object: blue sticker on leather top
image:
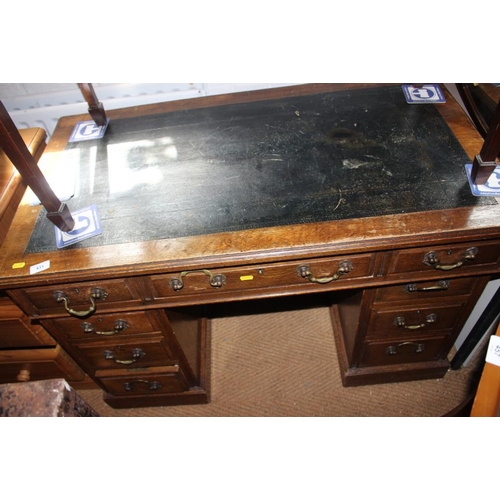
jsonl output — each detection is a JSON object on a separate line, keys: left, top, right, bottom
{"left": 55, "top": 205, "right": 102, "bottom": 248}
{"left": 402, "top": 84, "right": 446, "bottom": 104}
{"left": 68, "top": 119, "right": 109, "bottom": 142}
{"left": 465, "top": 163, "right": 500, "bottom": 196}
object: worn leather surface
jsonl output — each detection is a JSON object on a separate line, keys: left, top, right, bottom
{"left": 25, "top": 86, "right": 495, "bottom": 253}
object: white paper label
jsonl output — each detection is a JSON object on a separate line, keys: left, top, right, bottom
{"left": 30, "top": 260, "right": 50, "bottom": 275}
{"left": 485, "top": 335, "right": 500, "bottom": 367}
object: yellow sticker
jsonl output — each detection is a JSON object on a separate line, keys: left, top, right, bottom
{"left": 240, "top": 275, "right": 254, "bottom": 281}
{"left": 12, "top": 262, "right": 26, "bottom": 269}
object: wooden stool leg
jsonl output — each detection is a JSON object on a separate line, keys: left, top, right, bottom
{"left": 0, "top": 101, "right": 75, "bottom": 232}
{"left": 470, "top": 99, "right": 500, "bottom": 185}
{"left": 77, "top": 83, "right": 108, "bottom": 126}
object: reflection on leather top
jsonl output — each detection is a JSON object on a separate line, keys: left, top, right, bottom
{"left": 25, "top": 86, "right": 495, "bottom": 253}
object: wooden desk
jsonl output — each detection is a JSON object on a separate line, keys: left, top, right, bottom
{"left": 1, "top": 84, "right": 500, "bottom": 409}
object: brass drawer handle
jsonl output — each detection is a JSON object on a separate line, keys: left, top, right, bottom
{"left": 81, "top": 319, "right": 129, "bottom": 336}
{"left": 386, "top": 342, "right": 425, "bottom": 355}
{"left": 404, "top": 280, "right": 450, "bottom": 292}
{"left": 297, "top": 260, "right": 353, "bottom": 284}
{"left": 395, "top": 313, "right": 437, "bottom": 330}
{"left": 423, "top": 247, "right": 478, "bottom": 271}
{"left": 123, "top": 380, "right": 162, "bottom": 391}
{"left": 53, "top": 287, "right": 108, "bottom": 318}
{"left": 103, "top": 348, "right": 145, "bottom": 365}
{"left": 169, "top": 269, "right": 226, "bottom": 292}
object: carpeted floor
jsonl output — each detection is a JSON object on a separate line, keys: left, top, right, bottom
{"left": 77, "top": 298, "right": 483, "bottom": 417}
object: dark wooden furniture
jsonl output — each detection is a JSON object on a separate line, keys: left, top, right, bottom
{"left": 1, "top": 125, "right": 87, "bottom": 386}
{"left": 0, "top": 101, "right": 75, "bottom": 232}
{"left": 77, "top": 83, "right": 108, "bottom": 127}
{"left": 457, "top": 84, "right": 500, "bottom": 184}
{"left": 1, "top": 84, "right": 499, "bottom": 409}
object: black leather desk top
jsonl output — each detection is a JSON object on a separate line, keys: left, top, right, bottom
{"left": 26, "top": 85, "right": 495, "bottom": 253}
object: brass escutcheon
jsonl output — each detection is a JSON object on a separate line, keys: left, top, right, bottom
{"left": 297, "top": 260, "right": 353, "bottom": 284}
{"left": 395, "top": 313, "right": 437, "bottom": 330}
{"left": 53, "top": 287, "right": 108, "bottom": 318}
{"left": 386, "top": 342, "right": 425, "bottom": 355}
{"left": 169, "top": 269, "right": 226, "bottom": 291}
{"left": 103, "top": 347, "right": 145, "bottom": 365}
{"left": 423, "top": 247, "right": 478, "bottom": 271}
{"left": 81, "top": 319, "right": 128, "bottom": 336}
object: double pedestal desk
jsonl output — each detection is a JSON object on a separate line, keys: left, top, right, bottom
{"left": 1, "top": 84, "right": 499, "bottom": 409}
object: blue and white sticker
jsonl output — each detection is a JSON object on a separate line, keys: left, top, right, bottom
{"left": 465, "top": 163, "right": 500, "bottom": 196}
{"left": 402, "top": 84, "right": 446, "bottom": 104}
{"left": 55, "top": 205, "right": 102, "bottom": 248}
{"left": 68, "top": 119, "right": 109, "bottom": 142}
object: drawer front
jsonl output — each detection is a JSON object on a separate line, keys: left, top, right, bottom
{"left": 44, "top": 311, "right": 160, "bottom": 342}
{"left": 150, "top": 253, "right": 377, "bottom": 302}
{"left": 12, "top": 278, "right": 143, "bottom": 318}
{"left": 100, "top": 368, "right": 190, "bottom": 396}
{"left": 0, "top": 318, "right": 56, "bottom": 349}
{"left": 0, "top": 346, "right": 85, "bottom": 384}
{"left": 373, "top": 276, "right": 480, "bottom": 304}
{"left": 74, "top": 337, "right": 174, "bottom": 371}
{"left": 387, "top": 240, "right": 500, "bottom": 277}
{"left": 366, "top": 302, "right": 466, "bottom": 340}
{"left": 360, "top": 336, "right": 447, "bottom": 366}
{"left": 0, "top": 297, "right": 56, "bottom": 348}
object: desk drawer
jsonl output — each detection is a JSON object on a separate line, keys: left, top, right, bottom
{"left": 73, "top": 337, "right": 175, "bottom": 371}
{"left": 360, "top": 336, "right": 447, "bottom": 366}
{"left": 12, "top": 278, "right": 143, "bottom": 318}
{"left": 98, "top": 366, "right": 190, "bottom": 396}
{"left": 373, "top": 276, "right": 480, "bottom": 304}
{"left": 0, "top": 297, "right": 56, "bottom": 348}
{"left": 387, "top": 240, "right": 500, "bottom": 277}
{"left": 0, "top": 345, "right": 85, "bottom": 384}
{"left": 365, "top": 302, "right": 467, "bottom": 340}
{"left": 44, "top": 311, "right": 159, "bottom": 342}
{"left": 150, "top": 253, "right": 377, "bottom": 302}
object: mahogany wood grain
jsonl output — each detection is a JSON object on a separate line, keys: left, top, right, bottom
{"left": 2, "top": 84, "right": 500, "bottom": 404}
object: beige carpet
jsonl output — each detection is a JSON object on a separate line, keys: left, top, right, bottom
{"left": 77, "top": 301, "right": 482, "bottom": 417}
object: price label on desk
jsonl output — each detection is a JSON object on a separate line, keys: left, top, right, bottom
{"left": 30, "top": 260, "right": 50, "bottom": 275}
{"left": 485, "top": 335, "right": 500, "bottom": 367}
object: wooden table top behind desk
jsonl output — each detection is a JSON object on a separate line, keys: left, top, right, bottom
{"left": 0, "top": 83, "right": 498, "bottom": 291}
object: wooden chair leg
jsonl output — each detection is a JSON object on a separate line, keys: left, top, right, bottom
{"left": 470, "top": 98, "right": 500, "bottom": 185}
{"left": 77, "top": 83, "right": 108, "bottom": 126}
{"left": 0, "top": 101, "right": 75, "bottom": 232}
